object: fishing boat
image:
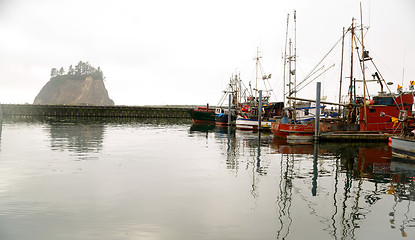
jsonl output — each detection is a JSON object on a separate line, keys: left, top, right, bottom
{"left": 357, "top": 92, "right": 413, "bottom": 133}
{"left": 272, "top": 10, "right": 414, "bottom": 139}
{"left": 215, "top": 73, "right": 248, "bottom": 126}
{"left": 236, "top": 101, "right": 284, "bottom": 130}
{"left": 235, "top": 49, "right": 284, "bottom": 131}
{"left": 189, "top": 105, "right": 215, "bottom": 124}
{"left": 389, "top": 107, "right": 415, "bottom": 159}
{"left": 271, "top": 10, "right": 333, "bottom": 138}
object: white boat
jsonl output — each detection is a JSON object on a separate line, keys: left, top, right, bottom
{"left": 391, "top": 136, "right": 415, "bottom": 159}
{"left": 235, "top": 117, "right": 275, "bottom": 131}
{"left": 235, "top": 49, "right": 284, "bottom": 131}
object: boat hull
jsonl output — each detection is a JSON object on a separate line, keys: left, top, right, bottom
{"left": 215, "top": 113, "right": 236, "bottom": 126}
{"left": 391, "top": 136, "right": 415, "bottom": 159}
{"left": 271, "top": 122, "right": 332, "bottom": 139}
{"left": 189, "top": 108, "right": 215, "bottom": 124}
{"left": 236, "top": 118, "right": 275, "bottom": 131}
{"left": 358, "top": 93, "right": 414, "bottom": 133}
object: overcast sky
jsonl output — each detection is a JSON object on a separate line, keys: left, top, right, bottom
{"left": 0, "top": 0, "right": 414, "bottom": 106}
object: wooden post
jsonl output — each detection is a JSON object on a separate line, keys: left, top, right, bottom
{"left": 314, "top": 82, "right": 321, "bottom": 141}
{"left": 228, "top": 94, "right": 232, "bottom": 126}
{"left": 258, "top": 90, "right": 262, "bottom": 130}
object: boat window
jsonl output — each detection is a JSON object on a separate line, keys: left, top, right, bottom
{"left": 305, "top": 109, "right": 309, "bottom": 115}
{"left": 370, "top": 108, "right": 376, "bottom": 113}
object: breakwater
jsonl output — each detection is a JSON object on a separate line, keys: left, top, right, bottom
{"left": 0, "top": 104, "right": 192, "bottom": 118}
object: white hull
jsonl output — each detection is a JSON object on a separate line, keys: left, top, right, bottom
{"left": 235, "top": 118, "right": 274, "bottom": 131}
{"left": 391, "top": 136, "right": 415, "bottom": 159}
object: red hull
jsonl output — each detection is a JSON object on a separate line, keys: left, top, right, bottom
{"left": 272, "top": 93, "right": 414, "bottom": 138}
{"left": 358, "top": 99, "right": 413, "bottom": 133}
{"left": 192, "top": 119, "right": 215, "bottom": 124}
{"left": 271, "top": 122, "right": 332, "bottom": 139}
{"left": 189, "top": 106, "right": 215, "bottom": 124}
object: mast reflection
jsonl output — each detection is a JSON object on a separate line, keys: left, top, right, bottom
{"left": 190, "top": 123, "right": 415, "bottom": 239}
{"left": 270, "top": 140, "right": 415, "bottom": 239}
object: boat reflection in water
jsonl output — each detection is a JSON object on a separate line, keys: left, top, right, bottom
{"left": 189, "top": 123, "right": 216, "bottom": 135}
{"left": 1, "top": 116, "right": 414, "bottom": 239}
{"left": 271, "top": 139, "right": 415, "bottom": 239}
{"left": 211, "top": 128, "right": 415, "bottom": 239}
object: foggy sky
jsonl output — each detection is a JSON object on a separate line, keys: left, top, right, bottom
{"left": 0, "top": 0, "right": 414, "bottom": 106}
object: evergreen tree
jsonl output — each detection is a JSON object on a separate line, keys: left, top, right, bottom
{"left": 68, "top": 65, "right": 74, "bottom": 75}
{"left": 59, "top": 67, "right": 65, "bottom": 75}
{"left": 74, "top": 61, "right": 82, "bottom": 75}
{"left": 50, "top": 68, "right": 58, "bottom": 78}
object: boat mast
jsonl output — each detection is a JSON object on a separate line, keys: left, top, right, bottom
{"left": 349, "top": 18, "right": 355, "bottom": 104}
{"left": 288, "top": 39, "right": 292, "bottom": 110}
{"left": 254, "top": 47, "right": 261, "bottom": 106}
{"left": 338, "top": 27, "right": 345, "bottom": 117}
{"left": 293, "top": 10, "right": 297, "bottom": 100}
{"left": 292, "top": 10, "right": 297, "bottom": 120}
{"left": 283, "top": 13, "right": 290, "bottom": 106}
{"left": 360, "top": 3, "right": 367, "bottom": 126}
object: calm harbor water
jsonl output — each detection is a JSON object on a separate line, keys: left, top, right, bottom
{"left": 0, "top": 117, "right": 414, "bottom": 240}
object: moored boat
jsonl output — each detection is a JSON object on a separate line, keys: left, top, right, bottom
{"left": 272, "top": 12, "right": 414, "bottom": 139}
{"left": 358, "top": 92, "right": 413, "bottom": 133}
{"left": 234, "top": 49, "right": 284, "bottom": 131}
{"left": 271, "top": 121, "right": 332, "bottom": 139}
{"left": 391, "top": 136, "right": 415, "bottom": 159}
{"left": 236, "top": 101, "right": 284, "bottom": 131}
{"left": 215, "top": 108, "right": 237, "bottom": 126}
{"left": 189, "top": 106, "right": 215, "bottom": 124}
{"left": 214, "top": 73, "right": 248, "bottom": 126}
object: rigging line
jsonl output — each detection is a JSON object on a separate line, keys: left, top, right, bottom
{"left": 302, "top": 27, "right": 351, "bottom": 85}
{"left": 296, "top": 64, "right": 336, "bottom": 93}
{"left": 296, "top": 65, "right": 325, "bottom": 89}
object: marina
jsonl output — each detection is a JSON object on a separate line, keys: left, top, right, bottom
{"left": 0, "top": 2, "right": 414, "bottom": 239}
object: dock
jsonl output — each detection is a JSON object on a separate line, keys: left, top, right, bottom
{"left": 319, "top": 132, "right": 390, "bottom": 142}
{"left": 0, "top": 104, "right": 192, "bottom": 118}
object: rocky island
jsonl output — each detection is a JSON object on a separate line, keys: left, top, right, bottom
{"left": 34, "top": 61, "right": 114, "bottom": 106}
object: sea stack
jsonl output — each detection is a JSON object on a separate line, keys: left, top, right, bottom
{"left": 34, "top": 61, "right": 114, "bottom": 106}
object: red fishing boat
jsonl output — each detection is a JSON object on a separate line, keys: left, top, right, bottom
{"left": 272, "top": 14, "right": 415, "bottom": 139}
{"left": 272, "top": 122, "right": 332, "bottom": 139}
{"left": 189, "top": 106, "right": 215, "bottom": 124}
{"left": 358, "top": 93, "right": 413, "bottom": 132}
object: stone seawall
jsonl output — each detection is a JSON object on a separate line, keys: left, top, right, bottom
{"left": 1, "top": 104, "right": 192, "bottom": 118}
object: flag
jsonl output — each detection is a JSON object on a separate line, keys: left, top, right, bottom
{"left": 397, "top": 84, "right": 402, "bottom": 90}
{"left": 410, "top": 81, "right": 415, "bottom": 85}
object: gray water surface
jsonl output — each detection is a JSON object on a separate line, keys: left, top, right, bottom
{"left": 0, "top": 117, "right": 414, "bottom": 239}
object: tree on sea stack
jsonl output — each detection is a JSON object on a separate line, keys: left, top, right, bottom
{"left": 34, "top": 61, "right": 114, "bottom": 106}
